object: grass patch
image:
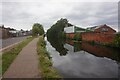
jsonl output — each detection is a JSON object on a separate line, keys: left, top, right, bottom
{"left": 37, "top": 36, "right": 62, "bottom": 78}
{"left": 2, "top": 36, "right": 34, "bottom": 75}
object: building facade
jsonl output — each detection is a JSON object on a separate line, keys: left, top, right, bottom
{"left": 64, "top": 24, "right": 117, "bottom": 44}
{"left": 0, "top": 25, "right": 32, "bottom": 39}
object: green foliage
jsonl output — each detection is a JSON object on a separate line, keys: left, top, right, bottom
{"left": 46, "top": 18, "right": 73, "bottom": 56}
{"left": 47, "top": 18, "right": 71, "bottom": 39}
{"left": 74, "top": 33, "right": 82, "bottom": 41}
{"left": 2, "top": 37, "right": 34, "bottom": 74}
{"left": 37, "top": 36, "right": 62, "bottom": 78}
{"left": 32, "top": 23, "right": 45, "bottom": 36}
{"left": 113, "top": 32, "right": 120, "bottom": 48}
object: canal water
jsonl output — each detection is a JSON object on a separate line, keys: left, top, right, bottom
{"left": 45, "top": 37, "right": 119, "bottom": 78}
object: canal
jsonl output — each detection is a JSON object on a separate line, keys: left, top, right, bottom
{"left": 45, "top": 37, "right": 119, "bottom": 78}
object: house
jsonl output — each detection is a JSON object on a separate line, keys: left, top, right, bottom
{"left": 17, "top": 29, "right": 32, "bottom": 37}
{"left": 86, "top": 24, "right": 116, "bottom": 34}
{"left": 0, "top": 25, "right": 10, "bottom": 39}
{"left": 8, "top": 28, "right": 18, "bottom": 37}
{"left": 0, "top": 25, "right": 32, "bottom": 39}
{"left": 81, "top": 24, "right": 116, "bottom": 44}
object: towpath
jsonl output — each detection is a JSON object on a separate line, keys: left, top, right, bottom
{"left": 3, "top": 38, "right": 40, "bottom": 78}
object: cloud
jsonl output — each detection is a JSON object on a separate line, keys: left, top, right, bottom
{"left": 1, "top": 1, "right": 118, "bottom": 32}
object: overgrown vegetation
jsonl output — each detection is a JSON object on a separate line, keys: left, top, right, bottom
{"left": 37, "top": 36, "right": 62, "bottom": 78}
{"left": 2, "top": 36, "right": 34, "bottom": 74}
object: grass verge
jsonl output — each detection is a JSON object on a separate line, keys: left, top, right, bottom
{"left": 37, "top": 36, "right": 62, "bottom": 78}
{"left": 2, "top": 36, "right": 34, "bottom": 75}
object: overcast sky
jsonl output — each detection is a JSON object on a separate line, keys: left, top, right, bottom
{"left": 0, "top": 0, "right": 119, "bottom": 32}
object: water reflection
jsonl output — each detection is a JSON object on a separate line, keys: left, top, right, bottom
{"left": 46, "top": 36, "right": 119, "bottom": 78}
{"left": 47, "top": 36, "right": 68, "bottom": 56}
{"left": 47, "top": 36, "right": 120, "bottom": 62}
{"left": 65, "top": 40, "right": 120, "bottom": 62}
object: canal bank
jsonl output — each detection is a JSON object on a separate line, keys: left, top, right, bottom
{"left": 37, "top": 36, "right": 61, "bottom": 78}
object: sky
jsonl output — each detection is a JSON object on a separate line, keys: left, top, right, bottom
{"left": 0, "top": 0, "right": 119, "bottom": 32}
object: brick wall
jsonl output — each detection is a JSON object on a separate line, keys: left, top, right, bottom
{"left": 81, "top": 32, "right": 116, "bottom": 44}
{"left": 65, "top": 31, "right": 116, "bottom": 44}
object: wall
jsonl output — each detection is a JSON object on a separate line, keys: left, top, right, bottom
{"left": 81, "top": 32, "right": 116, "bottom": 44}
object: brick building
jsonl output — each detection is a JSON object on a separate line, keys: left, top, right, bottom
{"left": 64, "top": 24, "right": 117, "bottom": 44}
{"left": 87, "top": 24, "right": 116, "bottom": 34}
{"left": 82, "top": 24, "right": 116, "bottom": 44}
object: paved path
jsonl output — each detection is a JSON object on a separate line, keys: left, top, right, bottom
{"left": 3, "top": 38, "right": 40, "bottom": 78}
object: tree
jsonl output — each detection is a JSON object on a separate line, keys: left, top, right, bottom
{"left": 32, "top": 23, "right": 45, "bottom": 36}
{"left": 47, "top": 18, "right": 72, "bottom": 38}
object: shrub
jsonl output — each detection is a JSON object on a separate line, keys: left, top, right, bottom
{"left": 74, "top": 33, "right": 82, "bottom": 41}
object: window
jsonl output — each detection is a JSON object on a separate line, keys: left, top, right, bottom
{"left": 101, "top": 28, "right": 108, "bottom": 32}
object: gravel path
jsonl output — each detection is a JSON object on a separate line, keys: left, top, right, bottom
{"left": 3, "top": 38, "right": 40, "bottom": 78}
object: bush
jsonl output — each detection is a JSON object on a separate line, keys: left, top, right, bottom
{"left": 74, "top": 33, "right": 82, "bottom": 41}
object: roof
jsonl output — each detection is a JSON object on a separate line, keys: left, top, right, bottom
{"left": 86, "top": 24, "right": 113, "bottom": 31}
{"left": 74, "top": 26, "right": 86, "bottom": 33}
{"left": 87, "top": 26, "right": 96, "bottom": 31}
{"left": 75, "top": 26, "right": 86, "bottom": 31}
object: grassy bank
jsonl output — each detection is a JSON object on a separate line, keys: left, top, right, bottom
{"left": 37, "top": 36, "right": 61, "bottom": 78}
{"left": 2, "top": 36, "right": 34, "bottom": 75}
